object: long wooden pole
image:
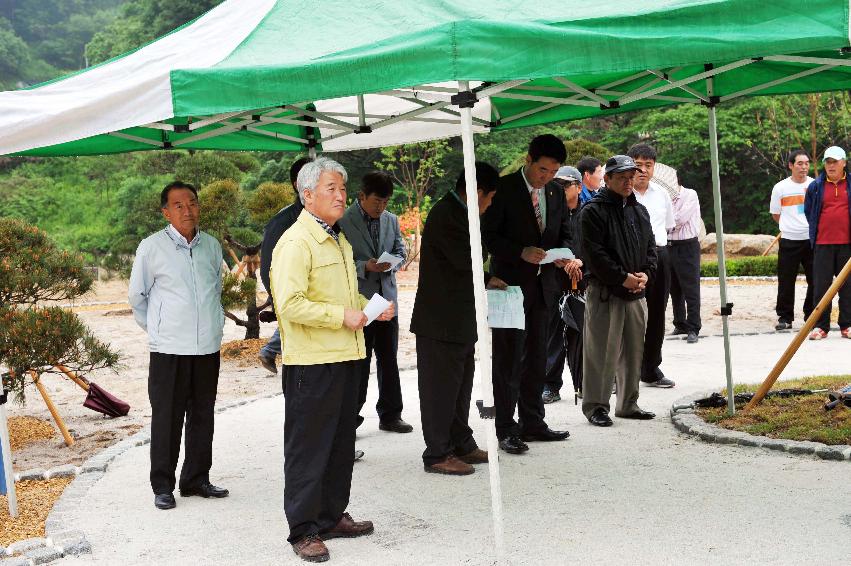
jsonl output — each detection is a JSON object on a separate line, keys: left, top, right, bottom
{"left": 761, "top": 232, "right": 781, "bottom": 256}
{"left": 54, "top": 364, "right": 90, "bottom": 392}
{"left": 30, "top": 371, "right": 75, "bottom": 447}
{"left": 744, "top": 255, "right": 851, "bottom": 410}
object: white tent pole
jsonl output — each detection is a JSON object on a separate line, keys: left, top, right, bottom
{"left": 457, "top": 80, "right": 505, "bottom": 563}
{"left": 707, "top": 76, "right": 736, "bottom": 416}
{"left": 0, "top": 398, "right": 18, "bottom": 518}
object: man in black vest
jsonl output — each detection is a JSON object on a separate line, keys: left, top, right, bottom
{"left": 411, "top": 162, "right": 503, "bottom": 475}
{"left": 481, "top": 135, "right": 577, "bottom": 454}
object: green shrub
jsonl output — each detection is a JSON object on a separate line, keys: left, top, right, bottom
{"left": 700, "top": 255, "right": 779, "bottom": 277}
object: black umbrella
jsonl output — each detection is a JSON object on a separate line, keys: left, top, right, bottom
{"left": 559, "top": 280, "right": 585, "bottom": 404}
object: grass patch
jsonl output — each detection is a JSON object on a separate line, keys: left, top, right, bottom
{"left": 698, "top": 375, "right": 851, "bottom": 445}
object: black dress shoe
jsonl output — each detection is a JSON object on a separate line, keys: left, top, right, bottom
{"left": 618, "top": 409, "right": 656, "bottom": 420}
{"left": 498, "top": 436, "right": 529, "bottom": 454}
{"left": 686, "top": 331, "right": 699, "bottom": 344}
{"left": 154, "top": 493, "right": 176, "bottom": 510}
{"left": 179, "top": 481, "right": 229, "bottom": 498}
{"left": 379, "top": 418, "right": 414, "bottom": 433}
{"left": 521, "top": 428, "right": 570, "bottom": 442}
{"left": 588, "top": 408, "right": 613, "bottom": 427}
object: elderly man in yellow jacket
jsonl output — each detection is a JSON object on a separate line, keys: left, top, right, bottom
{"left": 271, "top": 157, "right": 394, "bottom": 563}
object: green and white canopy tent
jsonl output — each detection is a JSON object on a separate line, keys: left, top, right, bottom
{"left": 5, "top": 0, "right": 851, "bottom": 559}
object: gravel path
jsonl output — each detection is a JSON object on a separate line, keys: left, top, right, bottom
{"left": 56, "top": 329, "right": 851, "bottom": 565}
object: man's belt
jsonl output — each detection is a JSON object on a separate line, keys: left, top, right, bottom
{"left": 667, "top": 237, "right": 699, "bottom": 246}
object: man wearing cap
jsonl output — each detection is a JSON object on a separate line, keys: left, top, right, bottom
{"left": 628, "top": 144, "right": 676, "bottom": 388}
{"left": 769, "top": 150, "right": 814, "bottom": 332}
{"left": 577, "top": 156, "right": 604, "bottom": 206}
{"left": 481, "top": 134, "right": 577, "bottom": 455}
{"left": 804, "top": 146, "right": 851, "bottom": 340}
{"left": 580, "top": 155, "right": 657, "bottom": 427}
{"left": 543, "top": 166, "right": 585, "bottom": 404}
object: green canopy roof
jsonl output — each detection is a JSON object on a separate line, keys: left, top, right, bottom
{"left": 2, "top": 0, "right": 851, "bottom": 156}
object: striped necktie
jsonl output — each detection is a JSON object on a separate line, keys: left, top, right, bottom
{"left": 531, "top": 188, "right": 543, "bottom": 233}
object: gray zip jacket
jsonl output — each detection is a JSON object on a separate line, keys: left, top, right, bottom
{"left": 129, "top": 225, "right": 224, "bottom": 355}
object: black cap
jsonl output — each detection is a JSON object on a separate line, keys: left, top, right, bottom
{"left": 605, "top": 155, "right": 640, "bottom": 174}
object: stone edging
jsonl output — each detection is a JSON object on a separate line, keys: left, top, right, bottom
{"left": 2, "top": 391, "right": 283, "bottom": 565}
{"left": 670, "top": 392, "right": 851, "bottom": 461}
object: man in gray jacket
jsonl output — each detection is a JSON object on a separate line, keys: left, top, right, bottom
{"left": 129, "top": 181, "right": 228, "bottom": 510}
{"left": 338, "top": 171, "right": 412, "bottom": 433}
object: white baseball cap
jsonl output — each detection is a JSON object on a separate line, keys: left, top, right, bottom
{"left": 823, "top": 146, "right": 847, "bottom": 162}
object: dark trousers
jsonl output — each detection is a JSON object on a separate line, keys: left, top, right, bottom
{"left": 544, "top": 298, "right": 584, "bottom": 395}
{"left": 813, "top": 243, "right": 851, "bottom": 332}
{"left": 669, "top": 238, "right": 702, "bottom": 333}
{"left": 776, "top": 238, "right": 814, "bottom": 324}
{"left": 491, "top": 279, "right": 550, "bottom": 439}
{"left": 641, "top": 246, "right": 671, "bottom": 382}
{"left": 357, "top": 317, "right": 403, "bottom": 425}
{"left": 284, "top": 360, "right": 359, "bottom": 544}
{"left": 148, "top": 351, "right": 219, "bottom": 495}
{"left": 416, "top": 335, "right": 478, "bottom": 466}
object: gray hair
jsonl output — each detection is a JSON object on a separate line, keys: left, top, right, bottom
{"left": 296, "top": 157, "right": 348, "bottom": 204}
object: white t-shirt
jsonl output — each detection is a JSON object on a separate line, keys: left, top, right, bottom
{"left": 769, "top": 176, "right": 813, "bottom": 241}
{"left": 634, "top": 181, "right": 675, "bottom": 246}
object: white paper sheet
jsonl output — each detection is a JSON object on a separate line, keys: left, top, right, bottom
{"left": 377, "top": 251, "right": 404, "bottom": 272}
{"left": 540, "top": 247, "right": 575, "bottom": 265}
{"left": 363, "top": 293, "right": 391, "bottom": 325}
{"left": 487, "top": 286, "right": 525, "bottom": 329}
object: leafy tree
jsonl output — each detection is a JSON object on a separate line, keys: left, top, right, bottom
{"left": 245, "top": 181, "right": 295, "bottom": 227}
{"left": 198, "top": 179, "right": 262, "bottom": 339}
{"left": 0, "top": 218, "right": 119, "bottom": 399}
{"left": 174, "top": 152, "right": 242, "bottom": 189}
{"left": 377, "top": 140, "right": 450, "bottom": 259}
{"left": 0, "top": 16, "right": 32, "bottom": 86}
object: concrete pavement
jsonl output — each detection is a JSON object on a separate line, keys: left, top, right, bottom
{"left": 60, "top": 331, "right": 851, "bottom": 565}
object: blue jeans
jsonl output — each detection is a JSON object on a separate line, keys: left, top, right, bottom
{"left": 260, "top": 328, "right": 281, "bottom": 358}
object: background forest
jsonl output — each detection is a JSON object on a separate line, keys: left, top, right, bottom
{"left": 2, "top": 0, "right": 851, "bottom": 268}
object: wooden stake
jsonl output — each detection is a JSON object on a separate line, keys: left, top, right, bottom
{"left": 30, "top": 371, "right": 75, "bottom": 447}
{"left": 225, "top": 246, "right": 241, "bottom": 267}
{"left": 761, "top": 232, "right": 781, "bottom": 256}
{"left": 54, "top": 364, "right": 90, "bottom": 392}
{"left": 234, "top": 255, "right": 249, "bottom": 278}
{"left": 744, "top": 256, "right": 851, "bottom": 410}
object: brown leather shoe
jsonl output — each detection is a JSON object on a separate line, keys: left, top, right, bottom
{"left": 292, "top": 535, "right": 329, "bottom": 563}
{"left": 457, "top": 448, "right": 488, "bottom": 464}
{"left": 424, "top": 455, "right": 475, "bottom": 475}
{"left": 323, "top": 512, "right": 375, "bottom": 540}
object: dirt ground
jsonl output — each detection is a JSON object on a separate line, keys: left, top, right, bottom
{"left": 5, "top": 263, "right": 832, "bottom": 472}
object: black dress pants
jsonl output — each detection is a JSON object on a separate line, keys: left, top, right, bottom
{"left": 284, "top": 360, "right": 359, "bottom": 544}
{"left": 641, "top": 246, "right": 671, "bottom": 382}
{"left": 669, "top": 238, "right": 702, "bottom": 333}
{"left": 813, "top": 243, "right": 851, "bottom": 332}
{"left": 416, "top": 335, "right": 478, "bottom": 466}
{"left": 357, "top": 317, "right": 403, "bottom": 426}
{"left": 491, "top": 279, "right": 550, "bottom": 439}
{"left": 148, "top": 351, "right": 219, "bottom": 495}
{"left": 776, "top": 238, "right": 814, "bottom": 324}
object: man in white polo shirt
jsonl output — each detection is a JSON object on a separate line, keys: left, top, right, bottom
{"left": 628, "top": 144, "right": 675, "bottom": 388}
{"left": 769, "top": 149, "right": 814, "bottom": 331}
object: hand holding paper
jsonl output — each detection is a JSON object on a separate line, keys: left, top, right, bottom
{"left": 363, "top": 293, "right": 392, "bottom": 325}
{"left": 540, "top": 247, "right": 574, "bottom": 265}
{"left": 376, "top": 252, "right": 404, "bottom": 272}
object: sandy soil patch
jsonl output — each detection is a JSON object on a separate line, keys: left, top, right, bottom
{"left": 0, "top": 478, "right": 73, "bottom": 547}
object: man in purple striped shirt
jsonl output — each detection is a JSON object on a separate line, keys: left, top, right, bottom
{"left": 667, "top": 185, "right": 703, "bottom": 343}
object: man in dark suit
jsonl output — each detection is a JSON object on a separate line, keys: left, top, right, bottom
{"left": 258, "top": 157, "right": 311, "bottom": 375}
{"left": 411, "top": 162, "right": 504, "bottom": 475}
{"left": 338, "top": 171, "right": 412, "bottom": 434}
{"left": 481, "top": 134, "right": 578, "bottom": 454}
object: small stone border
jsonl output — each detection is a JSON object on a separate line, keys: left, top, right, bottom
{"left": 670, "top": 392, "right": 851, "bottom": 461}
{"left": 2, "top": 391, "right": 283, "bottom": 565}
